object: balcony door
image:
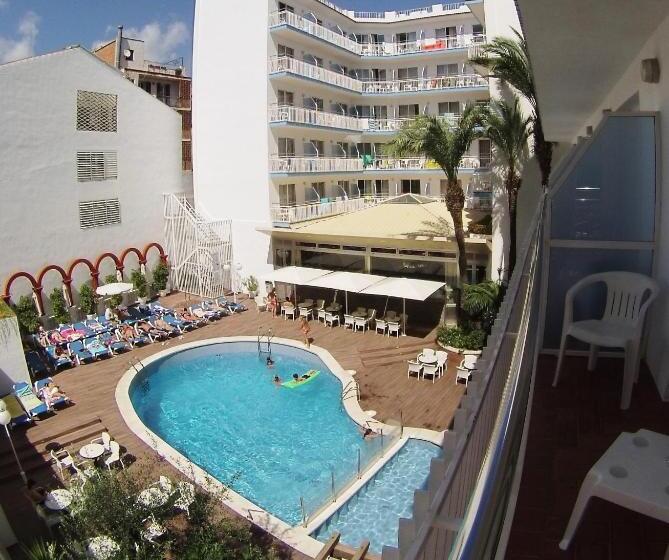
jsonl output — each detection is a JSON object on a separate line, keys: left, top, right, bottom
{"left": 279, "top": 184, "right": 296, "bottom": 207}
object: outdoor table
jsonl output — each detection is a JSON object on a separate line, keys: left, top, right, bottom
{"left": 298, "top": 302, "right": 313, "bottom": 309}
{"left": 86, "top": 536, "right": 120, "bottom": 559}
{"left": 137, "top": 486, "right": 171, "bottom": 508}
{"left": 44, "top": 488, "right": 73, "bottom": 511}
{"left": 351, "top": 311, "right": 367, "bottom": 318}
{"left": 79, "top": 443, "right": 105, "bottom": 460}
{"left": 325, "top": 304, "right": 341, "bottom": 312}
{"left": 418, "top": 353, "right": 438, "bottom": 365}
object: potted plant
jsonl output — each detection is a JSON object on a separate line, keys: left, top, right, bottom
{"left": 130, "top": 269, "right": 148, "bottom": 304}
{"left": 78, "top": 283, "right": 97, "bottom": 320}
{"left": 49, "top": 288, "right": 71, "bottom": 325}
{"left": 242, "top": 275, "right": 259, "bottom": 298}
{"left": 104, "top": 274, "right": 123, "bottom": 308}
{"left": 12, "top": 295, "right": 41, "bottom": 335}
{"left": 151, "top": 261, "right": 170, "bottom": 297}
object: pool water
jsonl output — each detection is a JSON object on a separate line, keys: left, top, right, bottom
{"left": 129, "top": 341, "right": 387, "bottom": 525}
{"left": 313, "top": 439, "right": 442, "bottom": 554}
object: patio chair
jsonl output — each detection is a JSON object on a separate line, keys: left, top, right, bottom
{"left": 254, "top": 295, "right": 267, "bottom": 312}
{"left": 436, "top": 351, "right": 448, "bottom": 375}
{"left": 422, "top": 363, "right": 439, "bottom": 383}
{"left": 299, "top": 306, "right": 313, "bottom": 320}
{"left": 104, "top": 441, "right": 125, "bottom": 470}
{"left": 13, "top": 382, "right": 49, "bottom": 418}
{"left": 51, "top": 449, "right": 79, "bottom": 478}
{"left": 552, "top": 271, "right": 659, "bottom": 409}
{"left": 375, "top": 318, "right": 387, "bottom": 335}
{"left": 407, "top": 360, "right": 423, "bottom": 379}
{"left": 67, "top": 339, "right": 95, "bottom": 365}
{"left": 422, "top": 348, "right": 436, "bottom": 360}
{"left": 25, "top": 351, "right": 49, "bottom": 378}
{"left": 44, "top": 345, "right": 74, "bottom": 370}
{"left": 34, "top": 378, "right": 70, "bottom": 410}
{"left": 35, "top": 504, "right": 63, "bottom": 534}
{"left": 456, "top": 354, "right": 478, "bottom": 385}
{"left": 190, "top": 305, "right": 218, "bottom": 321}
{"left": 83, "top": 337, "right": 113, "bottom": 360}
{"left": 115, "top": 327, "right": 150, "bottom": 347}
{"left": 325, "top": 312, "right": 340, "bottom": 328}
{"left": 90, "top": 431, "right": 113, "bottom": 453}
{"left": 353, "top": 316, "right": 368, "bottom": 333}
{"left": 387, "top": 321, "right": 401, "bottom": 338}
{"left": 343, "top": 315, "right": 355, "bottom": 329}
{"left": 283, "top": 305, "right": 296, "bottom": 321}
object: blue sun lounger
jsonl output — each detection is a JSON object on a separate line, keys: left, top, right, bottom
{"left": 45, "top": 345, "right": 74, "bottom": 370}
{"left": 25, "top": 351, "right": 49, "bottom": 378}
{"left": 83, "top": 337, "right": 113, "bottom": 359}
{"left": 68, "top": 339, "right": 95, "bottom": 365}
{"left": 99, "top": 331, "right": 131, "bottom": 354}
{"left": 34, "top": 378, "right": 70, "bottom": 410}
{"left": 13, "top": 382, "right": 49, "bottom": 418}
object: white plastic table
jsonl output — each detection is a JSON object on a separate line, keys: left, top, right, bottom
{"left": 79, "top": 443, "right": 105, "bottom": 460}
{"left": 86, "top": 536, "right": 119, "bottom": 559}
{"left": 560, "top": 429, "right": 669, "bottom": 550}
{"left": 137, "top": 487, "right": 171, "bottom": 508}
{"left": 44, "top": 489, "right": 73, "bottom": 511}
{"left": 418, "top": 353, "right": 438, "bottom": 365}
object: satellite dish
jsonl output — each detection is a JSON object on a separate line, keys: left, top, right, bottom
{"left": 123, "top": 49, "right": 132, "bottom": 58}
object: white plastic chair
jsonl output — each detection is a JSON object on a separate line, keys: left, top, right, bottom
{"left": 456, "top": 354, "right": 478, "bottom": 385}
{"left": 254, "top": 295, "right": 267, "bottom": 312}
{"left": 325, "top": 312, "right": 340, "bottom": 328}
{"left": 552, "top": 271, "right": 659, "bottom": 409}
{"left": 353, "top": 317, "right": 368, "bottom": 332}
{"left": 375, "top": 318, "right": 387, "bottom": 335}
{"left": 436, "top": 351, "right": 448, "bottom": 374}
{"left": 51, "top": 449, "right": 78, "bottom": 478}
{"left": 104, "top": 441, "right": 125, "bottom": 470}
{"left": 387, "top": 321, "right": 401, "bottom": 338}
{"left": 343, "top": 315, "right": 355, "bottom": 329}
{"left": 407, "top": 360, "right": 423, "bottom": 379}
{"left": 90, "top": 431, "right": 112, "bottom": 453}
{"left": 422, "top": 348, "right": 436, "bottom": 359}
{"left": 422, "top": 363, "right": 439, "bottom": 383}
{"left": 283, "top": 305, "right": 296, "bottom": 321}
{"left": 299, "top": 306, "right": 313, "bottom": 320}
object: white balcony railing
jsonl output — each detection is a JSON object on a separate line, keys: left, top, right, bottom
{"left": 269, "top": 11, "right": 486, "bottom": 57}
{"left": 269, "top": 105, "right": 461, "bottom": 132}
{"left": 269, "top": 156, "right": 481, "bottom": 173}
{"left": 269, "top": 56, "right": 489, "bottom": 94}
{"left": 270, "top": 197, "right": 383, "bottom": 224}
{"left": 314, "top": 0, "right": 467, "bottom": 21}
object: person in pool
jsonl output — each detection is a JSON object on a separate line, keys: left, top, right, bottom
{"left": 359, "top": 425, "right": 380, "bottom": 439}
{"left": 266, "top": 356, "right": 274, "bottom": 368}
{"left": 292, "top": 372, "right": 311, "bottom": 382}
{"left": 273, "top": 375, "right": 282, "bottom": 386}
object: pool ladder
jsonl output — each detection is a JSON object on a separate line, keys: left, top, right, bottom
{"left": 341, "top": 380, "right": 360, "bottom": 402}
{"left": 257, "top": 327, "right": 273, "bottom": 356}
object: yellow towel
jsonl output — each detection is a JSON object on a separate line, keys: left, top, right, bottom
{"left": 1, "top": 395, "right": 26, "bottom": 419}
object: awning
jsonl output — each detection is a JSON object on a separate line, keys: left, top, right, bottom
{"left": 96, "top": 282, "right": 134, "bottom": 297}
{"left": 303, "top": 271, "right": 385, "bottom": 292}
{"left": 359, "top": 276, "right": 445, "bottom": 301}
{"left": 263, "top": 266, "right": 331, "bottom": 285}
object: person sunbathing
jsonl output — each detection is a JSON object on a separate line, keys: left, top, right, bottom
{"left": 178, "top": 308, "right": 201, "bottom": 324}
{"left": 37, "top": 326, "right": 50, "bottom": 348}
{"left": 136, "top": 320, "right": 169, "bottom": 338}
{"left": 203, "top": 299, "right": 231, "bottom": 316}
{"left": 48, "top": 330, "right": 67, "bottom": 345}
{"left": 190, "top": 307, "right": 212, "bottom": 321}
{"left": 118, "top": 323, "right": 138, "bottom": 342}
{"left": 39, "top": 383, "right": 70, "bottom": 407}
{"left": 151, "top": 317, "right": 178, "bottom": 335}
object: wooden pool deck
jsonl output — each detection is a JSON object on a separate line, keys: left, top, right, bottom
{"left": 0, "top": 294, "right": 465, "bottom": 557}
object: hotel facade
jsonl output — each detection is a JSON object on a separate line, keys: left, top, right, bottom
{"left": 193, "top": 0, "right": 522, "bottom": 288}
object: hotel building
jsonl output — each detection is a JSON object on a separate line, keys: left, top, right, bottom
{"left": 193, "top": 0, "right": 522, "bottom": 287}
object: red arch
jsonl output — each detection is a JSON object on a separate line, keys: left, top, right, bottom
{"left": 95, "top": 252, "right": 124, "bottom": 282}
{"left": 68, "top": 258, "right": 99, "bottom": 289}
{"left": 36, "top": 264, "right": 68, "bottom": 287}
{"left": 2, "top": 271, "right": 38, "bottom": 303}
{"left": 120, "top": 247, "right": 145, "bottom": 266}
{"left": 143, "top": 242, "right": 167, "bottom": 264}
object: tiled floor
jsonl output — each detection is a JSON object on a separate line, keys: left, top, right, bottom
{"left": 506, "top": 354, "right": 669, "bottom": 560}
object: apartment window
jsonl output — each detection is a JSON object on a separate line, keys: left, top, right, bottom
{"left": 76, "top": 90, "right": 117, "bottom": 132}
{"left": 438, "top": 101, "right": 460, "bottom": 115}
{"left": 399, "top": 104, "right": 420, "bottom": 118}
{"left": 278, "top": 2, "right": 294, "bottom": 12}
{"left": 76, "top": 151, "right": 118, "bottom": 182}
{"left": 278, "top": 184, "right": 296, "bottom": 206}
{"left": 396, "top": 32, "right": 416, "bottom": 44}
{"left": 437, "top": 63, "right": 459, "bottom": 77}
{"left": 374, "top": 179, "right": 390, "bottom": 197}
{"left": 331, "top": 63, "right": 348, "bottom": 74}
{"left": 372, "top": 105, "right": 388, "bottom": 118}
{"left": 305, "top": 140, "right": 324, "bottom": 157}
{"left": 331, "top": 102, "right": 348, "bottom": 115}
{"left": 370, "top": 33, "right": 384, "bottom": 44}
{"left": 351, "top": 105, "right": 371, "bottom": 118}
{"left": 304, "top": 96, "right": 323, "bottom": 111}
{"left": 337, "top": 180, "right": 352, "bottom": 197}
{"left": 182, "top": 141, "right": 192, "bottom": 171}
{"left": 277, "top": 44, "right": 294, "bottom": 58}
{"left": 479, "top": 139, "right": 492, "bottom": 167}
{"left": 402, "top": 179, "right": 421, "bottom": 194}
{"left": 311, "top": 182, "right": 326, "bottom": 199}
{"left": 278, "top": 137, "right": 295, "bottom": 157}
{"left": 435, "top": 26, "right": 456, "bottom": 39}
{"left": 397, "top": 67, "right": 418, "bottom": 80}
{"left": 358, "top": 179, "right": 372, "bottom": 196}
{"left": 139, "top": 81, "right": 152, "bottom": 94}
{"left": 473, "top": 24, "right": 484, "bottom": 37}
{"left": 79, "top": 198, "right": 121, "bottom": 229}
{"left": 335, "top": 142, "right": 349, "bottom": 157}
{"left": 157, "top": 83, "right": 172, "bottom": 105}
{"left": 277, "top": 90, "right": 294, "bottom": 106}
{"left": 304, "top": 54, "right": 323, "bottom": 67}
{"left": 356, "top": 143, "right": 374, "bottom": 156}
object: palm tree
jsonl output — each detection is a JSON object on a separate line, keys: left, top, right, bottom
{"left": 485, "top": 97, "right": 531, "bottom": 276}
{"left": 385, "top": 104, "right": 486, "bottom": 318}
{"left": 470, "top": 29, "right": 553, "bottom": 190}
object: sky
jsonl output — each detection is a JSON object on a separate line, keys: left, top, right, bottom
{"left": 0, "top": 0, "right": 433, "bottom": 68}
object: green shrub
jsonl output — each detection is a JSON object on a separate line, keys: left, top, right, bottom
{"left": 105, "top": 274, "right": 123, "bottom": 308}
{"left": 462, "top": 281, "right": 500, "bottom": 316}
{"left": 130, "top": 269, "right": 148, "bottom": 298}
{"left": 78, "top": 283, "right": 97, "bottom": 316}
{"left": 437, "top": 325, "right": 486, "bottom": 350}
{"left": 151, "top": 261, "right": 169, "bottom": 292}
{"left": 22, "top": 540, "right": 67, "bottom": 560}
{"left": 242, "top": 275, "right": 259, "bottom": 293}
{"left": 0, "top": 300, "right": 14, "bottom": 320}
{"left": 12, "top": 295, "right": 40, "bottom": 334}
{"left": 49, "top": 288, "right": 70, "bottom": 325}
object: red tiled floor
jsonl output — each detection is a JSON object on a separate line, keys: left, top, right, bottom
{"left": 505, "top": 354, "right": 669, "bottom": 560}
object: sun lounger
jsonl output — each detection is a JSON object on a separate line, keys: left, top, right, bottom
{"left": 45, "top": 346, "right": 74, "bottom": 370}
{"left": 216, "top": 297, "right": 247, "bottom": 313}
{"left": 25, "top": 351, "right": 49, "bottom": 377}
{"left": 99, "top": 332, "right": 131, "bottom": 354}
{"left": 162, "top": 313, "right": 194, "bottom": 332}
{"left": 68, "top": 340, "right": 95, "bottom": 365}
{"left": 83, "top": 319, "right": 107, "bottom": 333}
{"left": 84, "top": 337, "right": 113, "bottom": 359}
{"left": 0, "top": 394, "right": 32, "bottom": 427}
{"left": 115, "top": 328, "right": 150, "bottom": 347}
{"left": 34, "top": 378, "right": 70, "bottom": 410}
{"left": 13, "top": 382, "right": 49, "bottom": 418}
{"left": 72, "top": 322, "right": 97, "bottom": 337}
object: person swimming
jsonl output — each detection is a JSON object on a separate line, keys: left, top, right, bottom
{"left": 273, "top": 375, "right": 282, "bottom": 386}
{"left": 266, "top": 356, "right": 274, "bottom": 368}
{"left": 359, "top": 425, "right": 379, "bottom": 439}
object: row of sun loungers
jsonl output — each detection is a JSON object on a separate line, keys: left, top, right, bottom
{"left": 1, "top": 378, "right": 72, "bottom": 428}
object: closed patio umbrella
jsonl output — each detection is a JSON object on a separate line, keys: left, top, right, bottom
{"left": 95, "top": 282, "right": 134, "bottom": 297}
{"left": 304, "top": 271, "right": 385, "bottom": 313}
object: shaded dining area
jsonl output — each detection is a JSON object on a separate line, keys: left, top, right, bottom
{"left": 262, "top": 266, "right": 447, "bottom": 337}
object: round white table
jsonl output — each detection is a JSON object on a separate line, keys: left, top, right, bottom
{"left": 86, "top": 536, "right": 120, "bottom": 559}
{"left": 44, "top": 488, "right": 73, "bottom": 511}
{"left": 418, "top": 354, "right": 438, "bottom": 365}
{"left": 79, "top": 443, "right": 105, "bottom": 460}
{"left": 137, "top": 486, "right": 171, "bottom": 508}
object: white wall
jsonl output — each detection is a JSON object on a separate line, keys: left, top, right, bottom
{"left": 0, "top": 48, "right": 182, "bottom": 311}
{"left": 193, "top": 0, "right": 272, "bottom": 281}
{"left": 0, "top": 316, "right": 31, "bottom": 395}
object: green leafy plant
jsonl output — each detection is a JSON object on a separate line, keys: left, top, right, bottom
{"left": 242, "top": 275, "right": 259, "bottom": 293}
{"left": 12, "top": 295, "right": 40, "bottom": 334}
{"left": 49, "top": 287, "right": 71, "bottom": 325}
{"left": 151, "top": 261, "right": 170, "bottom": 292}
{"left": 437, "top": 325, "right": 486, "bottom": 350}
{"left": 104, "top": 274, "right": 123, "bottom": 308}
{"left": 22, "top": 540, "right": 67, "bottom": 560}
{"left": 78, "top": 283, "right": 97, "bottom": 316}
{"left": 462, "top": 281, "right": 500, "bottom": 316}
{"left": 130, "top": 269, "right": 148, "bottom": 299}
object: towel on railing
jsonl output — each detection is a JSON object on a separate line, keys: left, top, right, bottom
{"left": 361, "top": 154, "right": 374, "bottom": 167}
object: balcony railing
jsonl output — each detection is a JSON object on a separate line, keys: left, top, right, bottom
{"left": 269, "top": 105, "right": 461, "bottom": 132}
{"left": 465, "top": 196, "right": 493, "bottom": 211}
{"left": 270, "top": 197, "right": 383, "bottom": 224}
{"left": 269, "top": 56, "right": 488, "bottom": 94}
{"left": 315, "top": 0, "right": 466, "bottom": 21}
{"left": 269, "top": 155, "right": 481, "bottom": 173}
{"left": 269, "top": 11, "right": 485, "bottom": 57}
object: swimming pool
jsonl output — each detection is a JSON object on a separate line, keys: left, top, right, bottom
{"left": 314, "top": 439, "right": 442, "bottom": 553}
{"left": 128, "top": 341, "right": 390, "bottom": 525}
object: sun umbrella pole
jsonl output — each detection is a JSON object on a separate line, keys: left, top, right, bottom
{"left": 403, "top": 298, "right": 406, "bottom": 335}
{"left": 383, "top": 297, "right": 389, "bottom": 318}
{"left": 345, "top": 291, "right": 348, "bottom": 314}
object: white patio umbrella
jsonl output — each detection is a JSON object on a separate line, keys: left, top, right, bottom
{"left": 360, "top": 277, "right": 445, "bottom": 333}
{"left": 95, "top": 282, "right": 134, "bottom": 297}
{"left": 304, "top": 271, "right": 385, "bottom": 313}
{"left": 262, "top": 266, "right": 332, "bottom": 303}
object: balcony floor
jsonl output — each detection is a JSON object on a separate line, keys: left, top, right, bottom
{"left": 506, "top": 354, "right": 669, "bottom": 560}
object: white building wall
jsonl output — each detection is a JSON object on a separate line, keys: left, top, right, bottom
{"left": 192, "top": 0, "right": 272, "bottom": 282}
{"left": 0, "top": 316, "right": 31, "bottom": 395}
{"left": 0, "top": 47, "right": 182, "bottom": 308}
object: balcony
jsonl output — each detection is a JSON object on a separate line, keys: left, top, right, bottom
{"left": 270, "top": 197, "right": 383, "bottom": 225}
{"left": 269, "top": 56, "right": 488, "bottom": 94}
{"left": 269, "top": 155, "right": 482, "bottom": 174}
{"left": 269, "top": 10, "right": 486, "bottom": 57}
{"left": 269, "top": 104, "right": 462, "bottom": 133}
{"left": 314, "top": 0, "right": 468, "bottom": 22}
{"left": 465, "top": 195, "right": 492, "bottom": 211}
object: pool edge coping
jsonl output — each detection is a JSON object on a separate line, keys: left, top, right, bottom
{"left": 115, "top": 336, "right": 443, "bottom": 557}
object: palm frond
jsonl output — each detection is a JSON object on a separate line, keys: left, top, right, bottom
{"left": 462, "top": 281, "right": 500, "bottom": 315}
{"left": 485, "top": 96, "right": 531, "bottom": 172}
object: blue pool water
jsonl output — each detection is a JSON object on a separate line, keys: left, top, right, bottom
{"left": 129, "top": 341, "right": 387, "bottom": 525}
{"left": 314, "top": 439, "right": 442, "bottom": 554}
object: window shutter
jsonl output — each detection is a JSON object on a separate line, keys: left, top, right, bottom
{"left": 76, "top": 151, "right": 118, "bottom": 182}
{"left": 79, "top": 199, "right": 122, "bottom": 229}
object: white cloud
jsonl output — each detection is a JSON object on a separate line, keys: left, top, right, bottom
{"left": 93, "top": 21, "right": 189, "bottom": 63}
{"left": 0, "top": 11, "right": 40, "bottom": 64}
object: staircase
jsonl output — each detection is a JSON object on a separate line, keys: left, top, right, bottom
{"left": 163, "top": 193, "right": 234, "bottom": 299}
